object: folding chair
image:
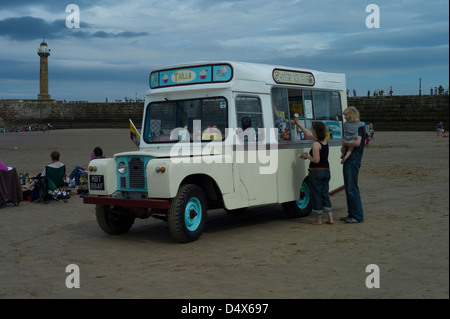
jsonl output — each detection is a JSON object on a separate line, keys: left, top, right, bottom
{"left": 40, "top": 165, "right": 70, "bottom": 203}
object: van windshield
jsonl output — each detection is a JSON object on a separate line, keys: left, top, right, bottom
{"left": 143, "top": 97, "right": 228, "bottom": 143}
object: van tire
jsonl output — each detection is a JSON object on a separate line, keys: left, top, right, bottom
{"left": 282, "top": 178, "right": 312, "bottom": 218}
{"left": 95, "top": 205, "right": 135, "bottom": 235}
{"left": 168, "top": 184, "right": 207, "bottom": 243}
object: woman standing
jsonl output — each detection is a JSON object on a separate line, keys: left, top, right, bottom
{"left": 294, "top": 120, "right": 333, "bottom": 225}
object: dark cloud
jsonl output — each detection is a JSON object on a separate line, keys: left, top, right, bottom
{"left": 0, "top": 16, "right": 66, "bottom": 41}
{"left": 0, "top": 0, "right": 111, "bottom": 11}
{"left": 0, "top": 16, "right": 148, "bottom": 41}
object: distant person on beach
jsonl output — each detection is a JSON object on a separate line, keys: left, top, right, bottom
{"left": 341, "top": 106, "right": 364, "bottom": 164}
{"left": 436, "top": 121, "right": 443, "bottom": 136}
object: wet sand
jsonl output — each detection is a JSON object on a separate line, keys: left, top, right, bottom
{"left": 0, "top": 129, "right": 448, "bottom": 299}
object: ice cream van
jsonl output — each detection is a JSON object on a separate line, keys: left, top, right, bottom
{"left": 83, "top": 61, "right": 346, "bottom": 242}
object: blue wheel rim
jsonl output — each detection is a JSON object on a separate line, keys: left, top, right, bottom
{"left": 296, "top": 182, "right": 309, "bottom": 209}
{"left": 185, "top": 197, "right": 202, "bottom": 231}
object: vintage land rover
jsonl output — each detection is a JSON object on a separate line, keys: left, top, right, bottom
{"left": 83, "top": 61, "right": 346, "bottom": 242}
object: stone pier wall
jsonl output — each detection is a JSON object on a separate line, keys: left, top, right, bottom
{"left": 0, "top": 100, "right": 144, "bottom": 130}
{"left": 348, "top": 95, "right": 449, "bottom": 131}
{"left": 1, "top": 95, "right": 448, "bottom": 131}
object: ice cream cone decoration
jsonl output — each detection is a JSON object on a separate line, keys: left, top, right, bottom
{"left": 216, "top": 66, "right": 228, "bottom": 81}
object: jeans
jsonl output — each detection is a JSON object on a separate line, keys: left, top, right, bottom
{"left": 69, "top": 166, "right": 88, "bottom": 186}
{"left": 308, "top": 169, "right": 332, "bottom": 214}
{"left": 343, "top": 158, "right": 364, "bottom": 221}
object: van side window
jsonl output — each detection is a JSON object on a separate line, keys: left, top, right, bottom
{"left": 308, "top": 91, "right": 342, "bottom": 121}
{"left": 287, "top": 89, "right": 312, "bottom": 141}
{"left": 236, "top": 96, "right": 263, "bottom": 130}
{"left": 271, "top": 88, "right": 291, "bottom": 142}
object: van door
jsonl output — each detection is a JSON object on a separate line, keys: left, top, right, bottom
{"left": 234, "top": 95, "right": 277, "bottom": 207}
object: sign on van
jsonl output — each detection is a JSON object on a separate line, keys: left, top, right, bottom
{"left": 273, "top": 69, "right": 315, "bottom": 86}
{"left": 150, "top": 64, "right": 233, "bottom": 89}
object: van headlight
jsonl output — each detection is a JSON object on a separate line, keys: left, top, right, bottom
{"left": 118, "top": 161, "right": 127, "bottom": 174}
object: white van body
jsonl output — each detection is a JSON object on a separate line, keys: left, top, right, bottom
{"left": 84, "top": 61, "right": 347, "bottom": 242}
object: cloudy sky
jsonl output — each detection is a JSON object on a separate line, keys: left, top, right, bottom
{"left": 0, "top": 0, "right": 448, "bottom": 101}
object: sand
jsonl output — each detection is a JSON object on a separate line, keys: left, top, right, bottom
{"left": 0, "top": 129, "right": 448, "bottom": 299}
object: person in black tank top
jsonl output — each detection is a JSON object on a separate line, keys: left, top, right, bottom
{"left": 294, "top": 120, "right": 334, "bottom": 225}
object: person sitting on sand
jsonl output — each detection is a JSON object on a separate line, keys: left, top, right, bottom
{"left": 66, "top": 147, "right": 104, "bottom": 194}
{"left": 23, "top": 151, "right": 64, "bottom": 190}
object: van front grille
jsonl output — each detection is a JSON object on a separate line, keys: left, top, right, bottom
{"left": 128, "top": 157, "right": 146, "bottom": 189}
{"left": 120, "top": 177, "right": 127, "bottom": 189}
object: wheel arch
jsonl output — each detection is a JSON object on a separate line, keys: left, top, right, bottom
{"left": 179, "top": 174, "right": 224, "bottom": 209}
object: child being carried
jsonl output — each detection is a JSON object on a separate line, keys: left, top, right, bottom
{"left": 341, "top": 106, "right": 364, "bottom": 164}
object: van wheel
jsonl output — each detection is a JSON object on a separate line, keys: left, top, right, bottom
{"left": 282, "top": 179, "right": 312, "bottom": 218}
{"left": 95, "top": 205, "right": 135, "bottom": 235}
{"left": 168, "top": 184, "right": 207, "bottom": 243}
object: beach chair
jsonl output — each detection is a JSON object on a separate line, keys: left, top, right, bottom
{"left": 40, "top": 165, "right": 70, "bottom": 203}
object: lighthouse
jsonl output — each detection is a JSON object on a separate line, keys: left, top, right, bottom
{"left": 37, "top": 40, "right": 51, "bottom": 100}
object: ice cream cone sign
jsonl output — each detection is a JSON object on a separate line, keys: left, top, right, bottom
{"left": 216, "top": 66, "right": 228, "bottom": 81}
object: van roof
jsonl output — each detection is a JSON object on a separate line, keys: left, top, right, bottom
{"left": 149, "top": 61, "right": 346, "bottom": 91}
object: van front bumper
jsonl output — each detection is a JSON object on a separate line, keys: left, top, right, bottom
{"left": 83, "top": 196, "right": 170, "bottom": 210}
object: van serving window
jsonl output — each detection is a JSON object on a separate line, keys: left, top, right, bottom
{"left": 272, "top": 87, "right": 343, "bottom": 142}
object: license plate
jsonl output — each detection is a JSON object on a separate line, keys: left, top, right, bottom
{"left": 89, "top": 175, "right": 105, "bottom": 190}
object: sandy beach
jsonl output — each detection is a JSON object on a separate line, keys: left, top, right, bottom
{"left": 0, "top": 129, "right": 448, "bottom": 299}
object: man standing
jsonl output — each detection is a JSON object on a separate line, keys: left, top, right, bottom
{"left": 340, "top": 107, "right": 366, "bottom": 223}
